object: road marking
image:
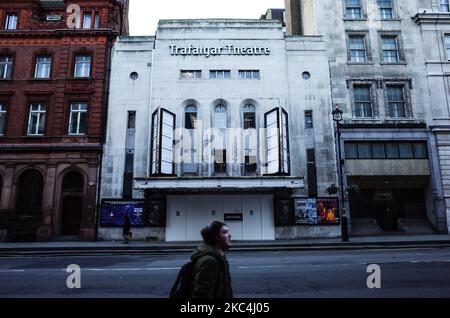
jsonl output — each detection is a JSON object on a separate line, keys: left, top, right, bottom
{"left": 0, "top": 270, "right": 25, "bottom": 273}
{"left": 238, "top": 265, "right": 287, "bottom": 269}
{"left": 79, "top": 267, "right": 180, "bottom": 271}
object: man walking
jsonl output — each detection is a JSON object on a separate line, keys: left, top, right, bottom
{"left": 190, "top": 221, "right": 233, "bottom": 298}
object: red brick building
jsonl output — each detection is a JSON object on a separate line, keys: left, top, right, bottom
{"left": 0, "top": 0, "right": 129, "bottom": 241}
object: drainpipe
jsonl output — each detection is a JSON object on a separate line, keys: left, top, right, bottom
{"left": 95, "top": 33, "right": 115, "bottom": 241}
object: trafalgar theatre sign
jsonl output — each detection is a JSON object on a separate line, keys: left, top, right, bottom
{"left": 170, "top": 45, "right": 271, "bottom": 58}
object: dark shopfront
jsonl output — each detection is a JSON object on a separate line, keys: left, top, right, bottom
{"left": 348, "top": 176, "right": 436, "bottom": 234}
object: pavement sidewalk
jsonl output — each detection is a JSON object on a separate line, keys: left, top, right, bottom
{"left": 1, "top": 234, "right": 450, "bottom": 256}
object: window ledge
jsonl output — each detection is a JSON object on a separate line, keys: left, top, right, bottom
{"left": 25, "top": 135, "right": 44, "bottom": 138}
{"left": 377, "top": 18, "right": 402, "bottom": 22}
{"left": 30, "top": 78, "right": 52, "bottom": 82}
{"left": 384, "top": 118, "right": 417, "bottom": 122}
{"left": 380, "top": 62, "right": 407, "bottom": 65}
{"left": 347, "top": 62, "right": 375, "bottom": 65}
{"left": 351, "top": 118, "right": 382, "bottom": 121}
{"left": 343, "top": 18, "right": 368, "bottom": 22}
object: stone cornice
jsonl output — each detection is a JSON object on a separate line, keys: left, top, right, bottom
{"left": 0, "top": 29, "right": 119, "bottom": 38}
{"left": 412, "top": 13, "right": 450, "bottom": 25}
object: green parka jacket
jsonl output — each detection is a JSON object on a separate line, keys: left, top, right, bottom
{"left": 190, "top": 243, "right": 233, "bottom": 298}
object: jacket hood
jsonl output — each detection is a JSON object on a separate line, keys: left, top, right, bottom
{"left": 191, "top": 243, "right": 223, "bottom": 261}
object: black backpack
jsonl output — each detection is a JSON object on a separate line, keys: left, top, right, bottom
{"left": 169, "top": 260, "right": 197, "bottom": 298}
{"left": 169, "top": 254, "right": 222, "bottom": 298}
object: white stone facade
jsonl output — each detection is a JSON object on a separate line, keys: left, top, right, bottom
{"left": 100, "top": 20, "right": 339, "bottom": 241}
{"left": 285, "top": 0, "right": 449, "bottom": 234}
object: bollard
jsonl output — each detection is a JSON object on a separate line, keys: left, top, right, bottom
{"left": 341, "top": 215, "right": 349, "bottom": 242}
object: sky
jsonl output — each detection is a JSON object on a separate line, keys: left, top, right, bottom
{"left": 128, "top": 0, "right": 285, "bottom": 36}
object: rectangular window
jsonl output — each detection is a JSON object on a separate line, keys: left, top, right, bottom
{"left": 0, "top": 55, "right": 13, "bottom": 79}
{"left": 127, "top": 111, "right": 136, "bottom": 129}
{"left": 387, "top": 85, "right": 406, "bottom": 118}
{"left": 238, "top": 70, "right": 260, "bottom": 79}
{"left": 27, "top": 103, "right": 46, "bottom": 136}
{"left": 345, "top": 142, "right": 427, "bottom": 159}
{"left": 5, "top": 13, "right": 18, "bottom": 30}
{"left": 354, "top": 85, "right": 373, "bottom": 118}
{"left": 306, "top": 148, "right": 318, "bottom": 197}
{"left": 124, "top": 151, "right": 134, "bottom": 173}
{"left": 214, "top": 149, "right": 227, "bottom": 173}
{"left": 399, "top": 143, "right": 413, "bottom": 159}
{"left": 349, "top": 35, "right": 367, "bottom": 62}
{"left": 378, "top": 0, "right": 394, "bottom": 19}
{"left": 68, "top": 102, "right": 88, "bottom": 135}
{"left": 244, "top": 154, "right": 257, "bottom": 175}
{"left": 83, "top": 12, "right": 92, "bottom": 29}
{"left": 372, "top": 143, "right": 386, "bottom": 159}
{"left": 94, "top": 12, "right": 100, "bottom": 29}
{"left": 413, "top": 143, "right": 427, "bottom": 159}
{"left": 0, "top": 103, "right": 6, "bottom": 135}
{"left": 180, "top": 70, "right": 201, "bottom": 79}
{"left": 385, "top": 143, "right": 399, "bottom": 158}
{"left": 381, "top": 36, "right": 399, "bottom": 63}
{"left": 441, "top": 0, "right": 450, "bottom": 12}
{"left": 74, "top": 55, "right": 91, "bottom": 78}
{"left": 244, "top": 112, "right": 256, "bottom": 130}
{"left": 123, "top": 149, "right": 134, "bottom": 199}
{"left": 357, "top": 143, "right": 371, "bottom": 159}
{"left": 345, "top": 143, "right": 358, "bottom": 159}
{"left": 445, "top": 35, "right": 450, "bottom": 60}
{"left": 305, "top": 110, "right": 313, "bottom": 129}
{"left": 244, "top": 108, "right": 257, "bottom": 175}
{"left": 345, "top": 0, "right": 362, "bottom": 19}
{"left": 34, "top": 55, "right": 51, "bottom": 79}
{"left": 185, "top": 112, "right": 197, "bottom": 130}
{"left": 210, "top": 70, "right": 231, "bottom": 79}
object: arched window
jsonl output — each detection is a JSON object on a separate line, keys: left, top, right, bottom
{"left": 243, "top": 104, "right": 257, "bottom": 175}
{"left": 16, "top": 169, "right": 44, "bottom": 216}
{"left": 185, "top": 105, "right": 197, "bottom": 129}
{"left": 214, "top": 104, "right": 227, "bottom": 129}
{"left": 213, "top": 103, "right": 228, "bottom": 174}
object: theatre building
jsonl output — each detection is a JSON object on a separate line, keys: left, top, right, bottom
{"left": 0, "top": 0, "right": 129, "bottom": 242}
{"left": 100, "top": 19, "right": 339, "bottom": 241}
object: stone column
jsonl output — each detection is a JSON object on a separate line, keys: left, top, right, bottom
{"left": 37, "top": 164, "right": 57, "bottom": 241}
{"left": 0, "top": 164, "right": 15, "bottom": 242}
{"left": 80, "top": 163, "right": 98, "bottom": 241}
{"left": 1, "top": 164, "right": 15, "bottom": 210}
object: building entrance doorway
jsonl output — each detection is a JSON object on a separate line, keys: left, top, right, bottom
{"left": 373, "top": 191, "right": 397, "bottom": 231}
{"left": 348, "top": 176, "right": 435, "bottom": 235}
{"left": 60, "top": 171, "right": 84, "bottom": 236}
{"left": 11, "top": 169, "right": 43, "bottom": 241}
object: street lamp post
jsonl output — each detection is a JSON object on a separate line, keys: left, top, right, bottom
{"left": 332, "top": 106, "right": 349, "bottom": 242}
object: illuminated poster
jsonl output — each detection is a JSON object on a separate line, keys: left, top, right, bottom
{"left": 100, "top": 201, "right": 145, "bottom": 227}
{"left": 316, "top": 198, "right": 339, "bottom": 225}
{"left": 294, "top": 198, "right": 339, "bottom": 225}
{"left": 294, "top": 199, "right": 317, "bottom": 225}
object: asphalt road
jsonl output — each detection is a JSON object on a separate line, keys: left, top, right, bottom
{"left": 0, "top": 247, "right": 450, "bottom": 298}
